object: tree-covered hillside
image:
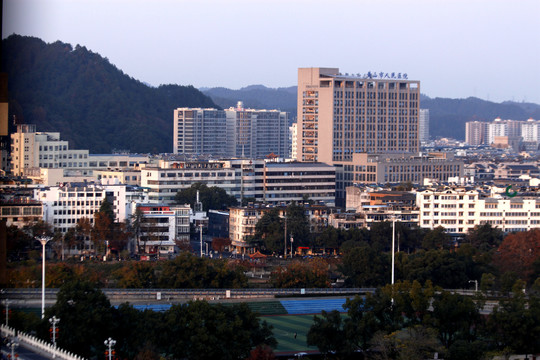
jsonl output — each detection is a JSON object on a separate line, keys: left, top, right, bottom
{"left": 202, "top": 85, "right": 297, "bottom": 115}
{"left": 1, "top": 35, "right": 217, "bottom": 154}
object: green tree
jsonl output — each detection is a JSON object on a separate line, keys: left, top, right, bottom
{"left": 157, "top": 252, "right": 247, "bottom": 288}
{"left": 253, "top": 208, "right": 284, "bottom": 253}
{"left": 307, "top": 310, "right": 353, "bottom": 356}
{"left": 422, "top": 226, "right": 453, "bottom": 250}
{"left": 174, "top": 183, "right": 237, "bottom": 211}
{"left": 159, "top": 301, "right": 275, "bottom": 360}
{"left": 465, "top": 223, "right": 503, "bottom": 251}
{"left": 270, "top": 258, "right": 330, "bottom": 288}
{"left": 113, "top": 261, "right": 157, "bottom": 288}
{"left": 486, "top": 280, "right": 540, "bottom": 353}
{"left": 339, "top": 244, "right": 389, "bottom": 287}
{"left": 429, "top": 290, "right": 481, "bottom": 348}
{"left": 40, "top": 281, "right": 115, "bottom": 359}
{"left": 286, "top": 203, "right": 311, "bottom": 247}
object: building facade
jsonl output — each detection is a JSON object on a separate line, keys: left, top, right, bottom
{"left": 419, "top": 109, "right": 430, "bottom": 143}
{"left": 465, "top": 121, "right": 489, "bottom": 146}
{"left": 136, "top": 203, "right": 190, "bottom": 258}
{"left": 173, "top": 105, "right": 290, "bottom": 159}
{"left": 350, "top": 152, "right": 463, "bottom": 185}
{"left": 35, "top": 183, "right": 148, "bottom": 234}
{"left": 296, "top": 67, "right": 420, "bottom": 163}
{"left": 417, "top": 187, "right": 540, "bottom": 235}
{"left": 11, "top": 124, "right": 89, "bottom": 176}
{"left": 140, "top": 159, "right": 335, "bottom": 206}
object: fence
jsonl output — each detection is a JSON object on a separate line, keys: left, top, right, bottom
{"left": 1, "top": 324, "right": 86, "bottom": 360}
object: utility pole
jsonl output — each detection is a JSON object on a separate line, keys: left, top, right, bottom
{"left": 283, "top": 211, "right": 287, "bottom": 259}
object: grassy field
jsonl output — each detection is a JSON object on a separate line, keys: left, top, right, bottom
{"left": 262, "top": 314, "right": 319, "bottom": 355}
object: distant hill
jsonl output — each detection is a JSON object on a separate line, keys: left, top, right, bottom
{"left": 3, "top": 35, "right": 539, "bottom": 152}
{"left": 204, "top": 87, "right": 540, "bottom": 141}
{"left": 1, "top": 35, "right": 217, "bottom": 154}
{"left": 202, "top": 85, "right": 297, "bottom": 115}
{"left": 421, "top": 97, "right": 540, "bottom": 140}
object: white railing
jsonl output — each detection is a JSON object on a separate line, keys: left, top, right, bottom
{"left": 1, "top": 324, "right": 86, "bottom": 360}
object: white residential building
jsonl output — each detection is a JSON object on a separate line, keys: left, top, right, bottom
{"left": 417, "top": 187, "right": 540, "bottom": 235}
{"left": 35, "top": 183, "right": 148, "bottom": 234}
{"left": 419, "top": 109, "right": 429, "bottom": 143}
{"left": 173, "top": 105, "right": 290, "bottom": 159}
{"left": 141, "top": 159, "right": 336, "bottom": 206}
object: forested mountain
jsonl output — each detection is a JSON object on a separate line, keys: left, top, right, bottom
{"left": 3, "top": 35, "right": 538, "bottom": 151}
{"left": 1, "top": 35, "right": 216, "bottom": 154}
{"left": 202, "top": 85, "right": 297, "bottom": 115}
{"left": 421, "top": 96, "right": 540, "bottom": 140}
{"left": 204, "top": 87, "right": 540, "bottom": 141}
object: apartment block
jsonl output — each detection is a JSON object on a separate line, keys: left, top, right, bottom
{"left": 11, "top": 124, "right": 89, "bottom": 176}
{"left": 140, "top": 159, "right": 335, "bottom": 206}
{"left": 35, "top": 183, "right": 148, "bottom": 234}
{"left": 173, "top": 104, "right": 290, "bottom": 159}
{"left": 419, "top": 109, "right": 430, "bottom": 143}
{"left": 465, "top": 121, "right": 489, "bottom": 146}
{"left": 417, "top": 187, "right": 540, "bottom": 235}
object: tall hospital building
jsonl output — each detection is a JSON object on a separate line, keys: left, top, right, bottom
{"left": 297, "top": 68, "right": 461, "bottom": 204}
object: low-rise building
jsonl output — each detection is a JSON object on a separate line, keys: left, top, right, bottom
{"left": 417, "top": 187, "right": 540, "bottom": 235}
{"left": 136, "top": 203, "right": 190, "bottom": 259}
{"left": 141, "top": 159, "right": 335, "bottom": 206}
{"left": 0, "top": 198, "right": 42, "bottom": 228}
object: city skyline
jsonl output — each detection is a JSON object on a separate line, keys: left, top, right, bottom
{"left": 3, "top": 0, "right": 539, "bottom": 104}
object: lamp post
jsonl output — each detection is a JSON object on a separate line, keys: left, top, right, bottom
{"left": 37, "top": 236, "right": 52, "bottom": 319}
{"left": 199, "top": 223, "right": 203, "bottom": 257}
{"left": 49, "top": 315, "right": 60, "bottom": 358}
{"left": 391, "top": 217, "right": 397, "bottom": 286}
{"left": 104, "top": 337, "right": 116, "bottom": 360}
{"left": 469, "top": 279, "right": 478, "bottom": 292}
{"left": 290, "top": 235, "right": 294, "bottom": 258}
{"left": 7, "top": 339, "right": 19, "bottom": 359}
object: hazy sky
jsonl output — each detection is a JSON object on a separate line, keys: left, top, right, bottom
{"left": 3, "top": 0, "right": 540, "bottom": 104}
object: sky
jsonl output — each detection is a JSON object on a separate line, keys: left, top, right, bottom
{"left": 3, "top": 0, "right": 540, "bottom": 104}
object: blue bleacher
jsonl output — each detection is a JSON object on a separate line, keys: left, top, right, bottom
{"left": 280, "top": 298, "right": 347, "bottom": 314}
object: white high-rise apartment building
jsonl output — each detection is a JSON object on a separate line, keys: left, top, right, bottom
{"left": 11, "top": 124, "right": 89, "bottom": 176}
{"left": 487, "top": 119, "right": 523, "bottom": 145}
{"left": 521, "top": 119, "right": 540, "bottom": 143}
{"left": 173, "top": 104, "right": 289, "bottom": 159}
{"left": 173, "top": 108, "right": 227, "bottom": 157}
{"left": 419, "top": 109, "right": 429, "bottom": 143}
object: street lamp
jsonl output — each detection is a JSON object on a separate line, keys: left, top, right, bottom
{"left": 391, "top": 217, "right": 397, "bottom": 286}
{"left": 49, "top": 315, "right": 60, "bottom": 358}
{"left": 37, "top": 236, "right": 52, "bottom": 319}
{"left": 199, "top": 223, "right": 203, "bottom": 257}
{"left": 104, "top": 337, "right": 116, "bottom": 360}
{"left": 290, "top": 234, "right": 294, "bottom": 258}
{"left": 7, "top": 339, "right": 19, "bottom": 359}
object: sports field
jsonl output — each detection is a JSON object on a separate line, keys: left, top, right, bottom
{"left": 262, "top": 314, "right": 319, "bottom": 355}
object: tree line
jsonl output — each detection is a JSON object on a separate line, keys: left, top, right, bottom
{"left": 5, "top": 281, "right": 275, "bottom": 360}
{"left": 307, "top": 280, "right": 540, "bottom": 359}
